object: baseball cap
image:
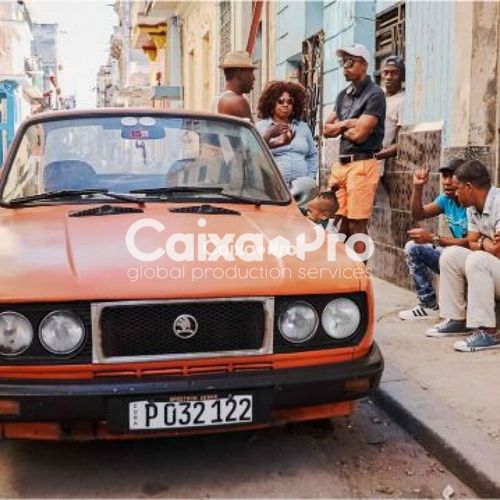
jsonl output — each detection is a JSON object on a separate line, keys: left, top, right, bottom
{"left": 382, "top": 55, "right": 405, "bottom": 81}
{"left": 291, "top": 177, "right": 319, "bottom": 207}
{"left": 219, "top": 50, "right": 257, "bottom": 69}
{"left": 336, "top": 43, "right": 370, "bottom": 64}
{"left": 439, "top": 158, "right": 465, "bottom": 173}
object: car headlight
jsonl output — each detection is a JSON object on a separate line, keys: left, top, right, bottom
{"left": 0, "top": 312, "right": 34, "bottom": 356}
{"left": 279, "top": 301, "right": 318, "bottom": 343}
{"left": 39, "top": 311, "right": 85, "bottom": 355}
{"left": 322, "top": 298, "right": 361, "bottom": 339}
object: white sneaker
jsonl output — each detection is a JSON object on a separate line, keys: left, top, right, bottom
{"left": 399, "top": 304, "right": 439, "bottom": 321}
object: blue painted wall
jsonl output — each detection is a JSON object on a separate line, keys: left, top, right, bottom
{"left": 402, "top": 1, "right": 455, "bottom": 144}
{"left": 322, "top": 0, "right": 375, "bottom": 109}
{"left": 305, "top": 1, "right": 324, "bottom": 39}
{"left": 276, "top": 2, "right": 307, "bottom": 80}
{"left": 274, "top": 0, "right": 458, "bottom": 147}
{"left": 376, "top": 0, "right": 399, "bottom": 15}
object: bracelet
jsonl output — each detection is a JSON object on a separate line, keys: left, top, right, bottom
{"left": 432, "top": 235, "right": 440, "bottom": 248}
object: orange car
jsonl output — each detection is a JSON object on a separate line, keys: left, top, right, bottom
{"left": 0, "top": 110, "right": 382, "bottom": 440}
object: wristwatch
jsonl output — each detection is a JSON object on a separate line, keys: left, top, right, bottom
{"left": 432, "top": 235, "right": 440, "bottom": 248}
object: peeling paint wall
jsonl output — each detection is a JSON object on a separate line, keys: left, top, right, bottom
{"left": 402, "top": 1, "right": 455, "bottom": 144}
{"left": 404, "top": 1, "right": 500, "bottom": 152}
{"left": 449, "top": 1, "right": 473, "bottom": 148}
{"left": 468, "top": 1, "right": 499, "bottom": 147}
{"left": 375, "top": 0, "right": 500, "bottom": 289}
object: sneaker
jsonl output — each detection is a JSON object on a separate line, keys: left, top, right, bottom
{"left": 454, "top": 329, "right": 500, "bottom": 352}
{"left": 399, "top": 304, "right": 439, "bottom": 321}
{"left": 426, "top": 319, "right": 470, "bottom": 337}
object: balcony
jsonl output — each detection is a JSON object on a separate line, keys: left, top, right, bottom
{"left": 132, "top": 13, "right": 167, "bottom": 62}
{"left": 145, "top": 1, "right": 181, "bottom": 15}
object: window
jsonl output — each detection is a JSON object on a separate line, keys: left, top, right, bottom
{"left": 197, "top": 165, "right": 207, "bottom": 182}
{"left": 2, "top": 116, "right": 290, "bottom": 204}
{"left": 202, "top": 32, "right": 211, "bottom": 112}
{"left": 218, "top": 162, "right": 230, "bottom": 183}
{"left": 249, "top": 23, "right": 262, "bottom": 118}
{"left": 188, "top": 49, "right": 195, "bottom": 109}
{"left": 301, "top": 31, "right": 324, "bottom": 139}
{"left": 219, "top": 1, "right": 232, "bottom": 90}
{"left": 375, "top": 2, "right": 405, "bottom": 82}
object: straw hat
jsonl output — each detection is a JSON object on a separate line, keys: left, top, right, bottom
{"left": 219, "top": 50, "right": 257, "bottom": 69}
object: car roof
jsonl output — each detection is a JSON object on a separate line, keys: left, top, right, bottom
{"left": 23, "top": 108, "right": 254, "bottom": 128}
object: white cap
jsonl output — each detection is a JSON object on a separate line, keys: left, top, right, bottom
{"left": 336, "top": 43, "right": 370, "bottom": 64}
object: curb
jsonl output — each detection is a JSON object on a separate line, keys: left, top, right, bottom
{"left": 372, "top": 365, "right": 500, "bottom": 498}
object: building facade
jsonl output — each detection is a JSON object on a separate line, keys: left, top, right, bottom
{"left": 0, "top": 1, "right": 44, "bottom": 163}
{"left": 118, "top": 1, "right": 275, "bottom": 113}
{"left": 370, "top": 0, "right": 500, "bottom": 288}
{"left": 268, "top": 0, "right": 500, "bottom": 288}
{"left": 97, "top": 1, "right": 151, "bottom": 108}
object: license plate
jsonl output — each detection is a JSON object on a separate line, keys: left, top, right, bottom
{"left": 128, "top": 395, "right": 253, "bottom": 430}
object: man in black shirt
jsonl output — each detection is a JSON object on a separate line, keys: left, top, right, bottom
{"left": 323, "top": 44, "right": 386, "bottom": 256}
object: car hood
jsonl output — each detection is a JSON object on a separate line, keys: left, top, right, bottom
{"left": 0, "top": 203, "right": 366, "bottom": 302}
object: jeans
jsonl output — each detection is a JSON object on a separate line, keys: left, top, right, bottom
{"left": 405, "top": 241, "right": 442, "bottom": 306}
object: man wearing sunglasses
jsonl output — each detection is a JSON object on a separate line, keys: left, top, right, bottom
{"left": 323, "top": 44, "right": 386, "bottom": 257}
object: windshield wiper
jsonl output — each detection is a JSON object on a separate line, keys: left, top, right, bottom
{"left": 4, "top": 189, "right": 145, "bottom": 207}
{"left": 130, "top": 186, "right": 224, "bottom": 195}
{"left": 216, "top": 192, "right": 262, "bottom": 207}
{"left": 130, "top": 186, "right": 262, "bottom": 206}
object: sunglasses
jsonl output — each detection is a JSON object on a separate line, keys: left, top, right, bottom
{"left": 277, "top": 97, "right": 294, "bottom": 105}
{"left": 338, "top": 57, "right": 364, "bottom": 69}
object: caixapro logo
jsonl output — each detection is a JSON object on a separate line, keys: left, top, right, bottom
{"left": 125, "top": 217, "right": 375, "bottom": 263}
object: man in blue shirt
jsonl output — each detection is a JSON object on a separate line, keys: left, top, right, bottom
{"left": 399, "top": 158, "right": 468, "bottom": 320}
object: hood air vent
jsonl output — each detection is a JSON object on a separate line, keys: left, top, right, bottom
{"left": 169, "top": 204, "right": 241, "bottom": 215}
{"left": 69, "top": 204, "right": 144, "bottom": 217}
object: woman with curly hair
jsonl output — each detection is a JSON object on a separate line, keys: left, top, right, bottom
{"left": 256, "top": 81, "right": 318, "bottom": 186}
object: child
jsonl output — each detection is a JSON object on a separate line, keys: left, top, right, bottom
{"left": 305, "top": 191, "right": 340, "bottom": 231}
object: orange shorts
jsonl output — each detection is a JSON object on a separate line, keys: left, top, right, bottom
{"left": 328, "top": 158, "right": 379, "bottom": 220}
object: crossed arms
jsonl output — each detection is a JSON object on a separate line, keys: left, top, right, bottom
{"left": 323, "top": 111, "right": 379, "bottom": 144}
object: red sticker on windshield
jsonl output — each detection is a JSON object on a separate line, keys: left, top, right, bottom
{"left": 129, "top": 129, "right": 149, "bottom": 139}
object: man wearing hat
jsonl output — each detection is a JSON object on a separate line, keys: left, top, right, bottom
{"left": 374, "top": 55, "right": 405, "bottom": 175}
{"left": 323, "top": 43, "right": 386, "bottom": 257}
{"left": 216, "top": 50, "right": 256, "bottom": 121}
{"left": 399, "top": 158, "right": 469, "bottom": 321}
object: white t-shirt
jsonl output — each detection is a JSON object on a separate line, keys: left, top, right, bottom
{"left": 379, "top": 90, "right": 405, "bottom": 175}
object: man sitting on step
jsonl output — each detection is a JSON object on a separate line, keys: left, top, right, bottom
{"left": 399, "top": 158, "right": 468, "bottom": 320}
{"left": 426, "top": 160, "right": 500, "bottom": 352}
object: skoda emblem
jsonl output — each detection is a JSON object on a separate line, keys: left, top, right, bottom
{"left": 173, "top": 314, "right": 198, "bottom": 339}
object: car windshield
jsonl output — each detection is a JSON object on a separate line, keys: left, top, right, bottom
{"left": 1, "top": 115, "right": 290, "bottom": 204}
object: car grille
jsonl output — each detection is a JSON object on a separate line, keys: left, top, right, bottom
{"left": 97, "top": 300, "right": 268, "bottom": 360}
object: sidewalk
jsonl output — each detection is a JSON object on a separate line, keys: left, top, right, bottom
{"left": 372, "top": 277, "right": 500, "bottom": 497}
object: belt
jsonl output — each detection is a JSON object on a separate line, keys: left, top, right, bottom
{"left": 338, "top": 153, "right": 376, "bottom": 164}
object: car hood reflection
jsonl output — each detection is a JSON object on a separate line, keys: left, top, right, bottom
{"left": 0, "top": 203, "right": 366, "bottom": 302}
